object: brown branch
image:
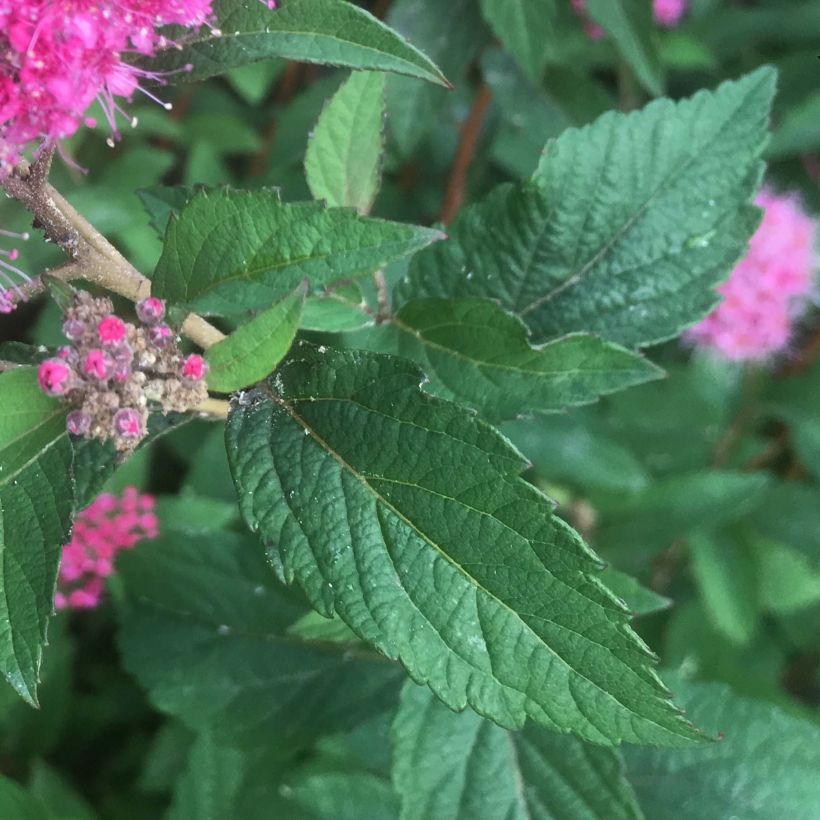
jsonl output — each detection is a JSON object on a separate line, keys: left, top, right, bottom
{"left": 440, "top": 84, "right": 492, "bottom": 226}
{"left": 1, "top": 151, "right": 225, "bottom": 350}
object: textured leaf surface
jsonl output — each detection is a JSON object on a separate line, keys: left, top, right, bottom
{"left": 151, "top": 0, "right": 448, "bottom": 85}
{"left": 116, "top": 527, "right": 401, "bottom": 746}
{"left": 0, "top": 369, "right": 72, "bottom": 704}
{"left": 226, "top": 342, "right": 701, "bottom": 745}
{"left": 151, "top": 189, "right": 443, "bottom": 315}
{"left": 392, "top": 681, "right": 643, "bottom": 820}
{"left": 586, "top": 0, "right": 662, "bottom": 96}
{"left": 397, "top": 69, "right": 775, "bottom": 348}
{"left": 206, "top": 284, "right": 306, "bottom": 393}
{"left": 478, "top": 0, "right": 556, "bottom": 82}
{"left": 625, "top": 674, "right": 820, "bottom": 820}
{"left": 357, "top": 297, "right": 661, "bottom": 421}
{"left": 305, "top": 71, "right": 386, "bottom": 213}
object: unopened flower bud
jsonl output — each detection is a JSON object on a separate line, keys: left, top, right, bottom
{"left": 181, "top": 353, "right": 208, "bottom": 382}
{"left": 97, "top": 315, "right": 127, "bottom": 345}
{"left": 113, "top": 407, "right": 143, "bottom": 440}
{"left": 136, "top": 296, "right": 166, "bottom": 325}
{"left": 66, "top": 410, "right": 91, "bottom": 436}
{"left": 62, "top": 319, "right": 86, "bottom": 340}
{"left": 148, "top": 323, "right": 173, "bottom": 348}
{"left": 82, "top": 349, "right": 115, "bottom": 381}
{"left": 38, "top": 359, "right": 74, "bottom": 396}
{"left": 114, "top": 360, "right": 132, "bottom": 383}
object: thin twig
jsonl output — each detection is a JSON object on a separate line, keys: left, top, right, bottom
{"left": 440, "top": 84, "right": 492, "bottom": 226}
{"left": 194, "top": 397, "right": 230, "bottom": 419}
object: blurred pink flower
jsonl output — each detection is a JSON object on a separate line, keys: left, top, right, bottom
{"left": 686, "top": 190, "right": 817, "bottom": 362}
{"left": 55, "top": 487, "right": 158, "bottom": 611}
{"left": 571, "top": 0, "right": 688, "bottom": 38}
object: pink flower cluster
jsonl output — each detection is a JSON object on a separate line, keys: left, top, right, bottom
{"left": 0, "top": 227, "right": 31, "bottom": 313}
{"left": 687, "top": 190, "right": 817, "bottom": 362}
{"left": 571, "top": 0, "right": 687, "bottom": 39}
{"left": 0, "top": 0, "right": 214, "bottom": 172}
{"left": 55, "top": 487, "right": 157, "bottom": 610}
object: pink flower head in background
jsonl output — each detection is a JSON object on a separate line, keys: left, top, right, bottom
{"left": 572, "top": 0, "right": 688, "bottom": 38}
{"left": 0, "top": 228, "right": 32, "bottom": 314}
{"left": 0, "top": 0, "right": 215, "bottom": 173}
{"left": 686, "top": 189, "right": 817, "bottom": 362}
{"left": 55, "top": 487, "right": 158, "bottom": 611}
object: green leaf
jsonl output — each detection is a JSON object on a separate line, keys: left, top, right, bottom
{"left": 138, "top": 186, "right": 194, "bottom": 238}
{"left": 28, "top": 761, "right": 97, "bottom": 820}
{"left": 478, "top": 0, "right": 556, "bottom": 82}
{"left": 397, "top": 68, "right": 776, "bottom": 349}
{"left": 206, "top": 285, "right": 306, "bottom": 393}
{"left": 0, "top": 369, "right": 72, "bottom": 705}
{"left": 151, "top": 0, "right": 449, "bottom": 86}
{"left": 306, "top": 71, "right": 386, "bottom": 214}
{"left": 358, "top": 297, "right": 661, "bottom": 422}
{"left": 624, "top": 673, "right": 820, "bottom": 820}
{"left": 585, "top": 0, "right": 663, "bottom": 97}
{"left": 0, "top": 775, "right": 50, "bottom": 820}
{"left": 116, "top": 527, "right": 401, "bottom": 747}
{"left": 392, "top": 681, "right": 643, "bottom": 820}
{"left": 151, "top": 189, "right": 444, "bottom": 315}
{"left": 287, "top": 611, "right": 360, "bottom": 644}
{"left": 688, "top": 532, "right": 760, "bottom": 645}
{"left": 167, "top": 730, "right": 245, "bottom": 820}
{"left": 767, "top": 91, "right": 820, "bottom": 158}
{"left": 301, "top": 284, "right": 372, "bottom": 333}
{"left": 226, "top": 342, "right": 702, "bottom": 745}
{"left": 600, "top": 568, "right": 671, "bottom": 617}
{"left": 750, "top": 538, "right": 820, "bottom": 615}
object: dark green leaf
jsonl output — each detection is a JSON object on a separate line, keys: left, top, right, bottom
{"left": 0, "top": 775, "right": 50, "bottom": 820}
{"left": 151, "top": 0, "right": 449, "bottom": 86}
{"left": 392, "top": 681, "right": 643, "bottom": 819}
{"left": 137, "top": 186, "right": 195, "bottom": 238}
{"left": 151, "top": 189, "right": 444, "bottom": 315}
{"left": 226, "top": 342, "right": 702, "bottom": 745}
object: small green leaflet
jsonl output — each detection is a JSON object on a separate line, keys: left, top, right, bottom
{"left": 306, "top": 71, "right": 386, "bottom": 214}
{"left": 354, "top": 297, "right": 662, "bottom": 422}
{"left": 392, "top": 681, "right": 643, "bottom": 820}
{"left": 585, "top": 0, "right": 663, "bottom": 96}
{"left": 149, "top": 0, "right": 449, "bottom": 86}
{"left": 478, "top": 0, "right": 556, "bottom": 83}
{"left": 150, "top": 188, "right": 444, "bottom": 315}
{"left": 116, "top": 527, "right": 402, "bottom": 747}
{"left": 624, "top": 673, "right": 820, "bottom": 819}
{"left": 0, "top": 369, "right": 72, "bottom": 705}
{"left": 397, "top": 68, "right": 776, "bottom": 349}
{"left": 206, "top": 284, "right": 306, "bottom": 393}
{"left": 600, "top": 567, "right": 671, "bottom": 617}
{"left": 226, "top": 342, "right": 703, "bottom": 745}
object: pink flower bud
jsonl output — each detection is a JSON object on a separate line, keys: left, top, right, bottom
{"left": 97, "top": 315, "right": 127, "bottom": 345}
{"left": 181, "top": 353, "right": 208, "bottom": 382}
{"left": 62, "top": 319, "right": 86, "bottom": 340}
{"left": 82, "top": 348, "right": 115, "bottom": 381}
{"left": 0, "top": 291, "right": 16, "bottom": 314}
{"left": 113, "top": 408, "right": 143, "bottom": 440}
{"left": 66, "top": 410, "right": 91, "bottom": 436}
{"left": 148, "top": 323, "right": 173, "bottom": 348}
{"left": 114, "top": 360, "right": 132, "bottom": 383}
{"left": 38, "top": 359, "right": 74, "bottom": 396}
{"left": 136, "top": 296, "right": 166, "bottom": 325}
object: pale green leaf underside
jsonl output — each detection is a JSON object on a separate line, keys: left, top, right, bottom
{"left": 397, "top": 68, "right": 776, "bottom": 349}
{"left": 150, "top": 0, "right": 449, "bottom": 85}
{"left": 0, "top": 369, "right": 72, "bottom": 705}
{"left": 226, "top": 342, "right": 702, "bottom": 745}
{"left": 306, "top": 71, "right": 386, "bottom": 213}
{"left": 393, "top": 681, "right": 643, "bottom": 820}
{"left": 356, "top": 297, "right": 662, "bottom": 422}
{"left": 625, "top": 673, "right": 820, "bottom": 819}
{"left": 150, "top": 188, "right": 444, "bottom": 315}
{"left": 206, "top": 284, "right": 306, "bottom": 393}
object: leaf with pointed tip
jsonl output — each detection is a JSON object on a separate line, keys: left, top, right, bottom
{"left": 352, "top": 297, "right": 662, "bottom": 422}
{"left": 306, "top": 71, "right": 386, "bottom": 213}
{"left": 116, "top": 527, "right": 402, "bottom": 747}
{"left": 392, "top": 680, "right": 643, "bottom": 820}
{"left": 149, "top": 0, "right": 449, "bottom": 86}
{"left": 151, "top": 189, "right": 444, "bottom": 315}
{"left": 600, "top": 568, "right": 671, "bottom": 617}
{"left": 226, "top": 342, "right": 703, "bottom": 745}
{"left": 0, "top": 369, "right": 72, "bottom": 705}
{"left": 138, "top": 186, "right": 195, "bottom": 238}
{"left": 206, "top": 284, "right": 306, "bottom": 393}
{"left": 624, "top": 673, "right": 820, "bottom": 820}
{"left": 397, "top": 68, "right": 776, "bottom": 349}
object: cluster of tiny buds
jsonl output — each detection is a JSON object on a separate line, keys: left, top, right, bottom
{"left": 37, "top": 291, "right": 209, "bottom": 450}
